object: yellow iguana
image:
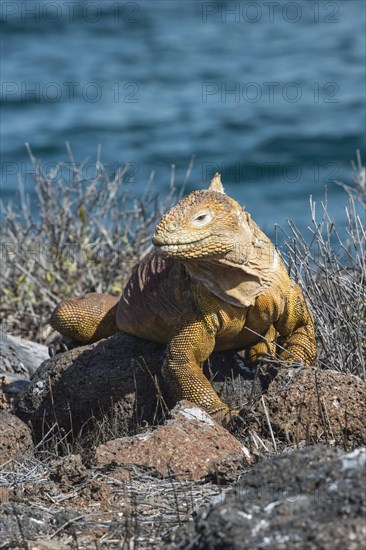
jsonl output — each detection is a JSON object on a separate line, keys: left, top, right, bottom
{"left": 50, "top": 174, "right": 316, "bottom": 425}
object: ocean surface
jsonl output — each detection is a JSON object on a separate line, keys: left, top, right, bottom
{"left": 1, "top": 0, "right": 365, "bottom": 235}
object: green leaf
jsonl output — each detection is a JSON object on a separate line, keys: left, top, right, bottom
{"left": 78, "top": 206, "right": 86, "bottom": 226}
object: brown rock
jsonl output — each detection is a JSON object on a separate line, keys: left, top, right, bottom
{"left": 0, "top": 378, "right": 10, "bottom": 412}
{"left": 14, "top": 333, "right": 260, "bottom": 443}
{"left": 95, "top": 400, "right": 252, "bottom": 480}
{"left": 48, "top": 454, "right": 88, "bottom": 485}
{"left": 82, "top": 479, "right": 113, "bottom": 503}
{"left": 260, "top": 368, "right": 366, "bottom": 446}
{"left": 0, "top": 411, "right": 33, "bottom": 465}
{"left": 0, "top": 487, "right": 11, "bottom": 503}
{"left": 207, "top": 454, "right": 248, "bottom": 484}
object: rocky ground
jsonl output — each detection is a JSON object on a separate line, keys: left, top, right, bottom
{"left": 1, "top": 333, "right": 365, "bottom": 548}
{"left": 169, "top": 445, "right": 366, "bottom": 550}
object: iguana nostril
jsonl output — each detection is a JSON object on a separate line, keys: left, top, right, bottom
{"left": 152, "top": 234, "right": 164, "bottom": 246}
{"left": 167, "top": 221, "right": 178, "bottom": 232}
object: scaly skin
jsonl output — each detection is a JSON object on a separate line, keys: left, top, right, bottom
{"left": 50, "top": 174, "right": 316, "bottom": 425}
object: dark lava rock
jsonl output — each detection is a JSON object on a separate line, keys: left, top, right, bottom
{"left": 0, "top": 503, "right": 53, "bottom": 545}
{"left": 168, "top": 445, "right": 366, "bottom": 550}
{"left": 14, "top": 333, "right": 259, "bottom": 443}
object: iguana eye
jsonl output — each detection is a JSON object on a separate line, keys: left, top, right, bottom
{"left": 192, "top": 210, "right": 212, "bottom": 226}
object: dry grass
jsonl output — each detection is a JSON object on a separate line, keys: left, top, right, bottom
{"left": 276, "top": 151, "right": 365, "bottom": 379}
{"left": 0, "top": 458, "right": 48, "bottom": 488}
{"left": 0, "top": 456, "right": 225, "bottom": 548}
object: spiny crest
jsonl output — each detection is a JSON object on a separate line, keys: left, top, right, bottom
{"left": 208, "top": 172, "right": 225, "bottom": 193}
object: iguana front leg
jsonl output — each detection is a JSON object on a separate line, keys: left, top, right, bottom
{"left": 274, "top": 281, "right": 316, "bottom": 365}
{"left": 162, "top": 313, "right": 231, "bottom": 423}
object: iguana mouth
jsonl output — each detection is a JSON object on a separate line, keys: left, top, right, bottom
{"left": 152, "top": 236, "right": 206, "bottom": 249}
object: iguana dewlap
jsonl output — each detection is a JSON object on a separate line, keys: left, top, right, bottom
{"left": 50, "top": 174, "right": 316, "bottom": 424}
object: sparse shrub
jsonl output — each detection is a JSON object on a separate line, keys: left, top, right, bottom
{"left": 1, "top": 145, "right": 189, "bottom": 340}
{"left": 276, "top": 151, "right": 365, "bottom": 379}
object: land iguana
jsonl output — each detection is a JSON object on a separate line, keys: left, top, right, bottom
{"left": 50, "top": 174, "right": 316, "bottom": 425}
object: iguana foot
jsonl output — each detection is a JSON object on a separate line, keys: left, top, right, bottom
{"left": 47, "top": 335, "right": 81, "bottom": 357}
{"left": 212, "top": 407, "right": 242, "bottom": 428}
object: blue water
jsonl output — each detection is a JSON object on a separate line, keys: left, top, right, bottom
{"left": 1, "top": 0, "right": 365, "bottom": 235}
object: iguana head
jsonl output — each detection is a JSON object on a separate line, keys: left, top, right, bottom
{"left": 153, "top": 173, "right": 280, "bottom": 308}
{"left": 153, "top": 173, "right": 253, "bottom": 261}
